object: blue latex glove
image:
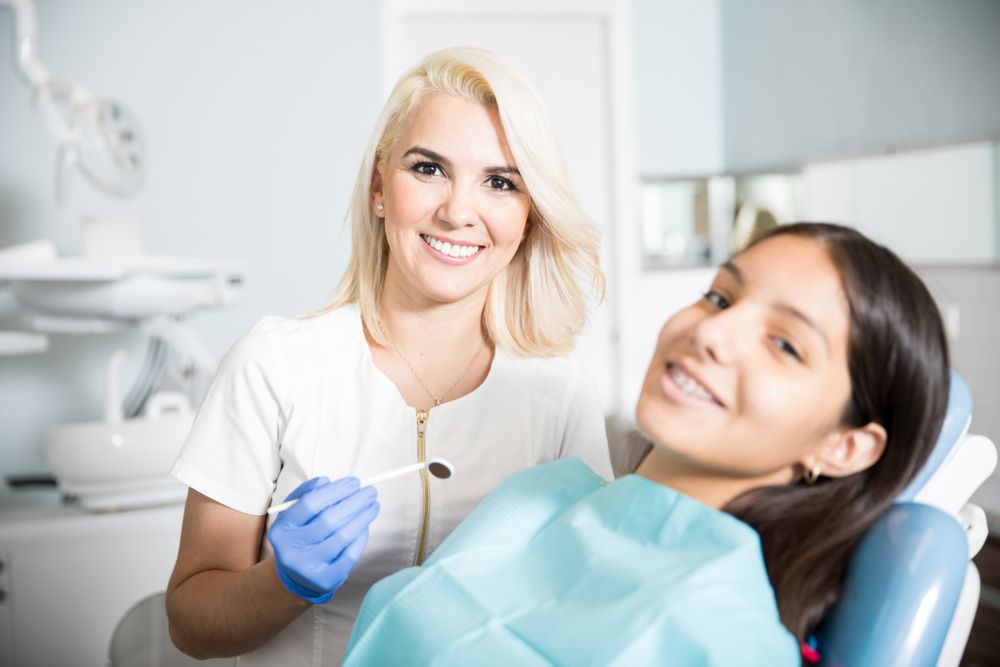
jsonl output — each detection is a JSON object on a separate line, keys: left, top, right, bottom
{"left": 268, "top": 476, "right": 380, "bottom": 604}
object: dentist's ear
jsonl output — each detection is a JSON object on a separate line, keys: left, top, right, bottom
{"left": 809, "top": 422, "right": 887, "bottom": 479}
{"left": 371, "top": 169, "right": 384, "bottom": 217}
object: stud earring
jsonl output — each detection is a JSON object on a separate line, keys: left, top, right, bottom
{"left": 376, "top": 203, "right": 384, "bottom": 212}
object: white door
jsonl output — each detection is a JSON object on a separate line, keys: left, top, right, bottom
{"left": 381, "top": 0, "right": 636, "bottom": 414}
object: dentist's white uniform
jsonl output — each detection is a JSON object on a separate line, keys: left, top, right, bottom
{"left": 172, "top": 303, "right": 612, "bottom": 666}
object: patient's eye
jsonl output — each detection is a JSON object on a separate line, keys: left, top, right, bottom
{"left": 704, "top": 290, "right": 730, "bottom": 309}
{"left": 772, "top": 336, "right": 802, "bottom": 361}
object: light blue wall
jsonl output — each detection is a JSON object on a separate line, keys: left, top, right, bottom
{"left": 633, "top": 0, "right": 724, "bottom": 177}
{"left": 0, "top": 1, "right": 379, "bottom": 474}
{"left": 721, "top": 0, "right": 1000, "bottom": 171}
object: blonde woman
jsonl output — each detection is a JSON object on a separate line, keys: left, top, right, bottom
{"left": 165, "top": 47, "right": 612, "bottom": 665}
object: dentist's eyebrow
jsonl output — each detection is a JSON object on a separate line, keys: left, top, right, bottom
{"left": 483, "top": 165, "right": 521, "bottom": 177}
{"left": 403, "top": 146, "right": 451, "bottom": 166}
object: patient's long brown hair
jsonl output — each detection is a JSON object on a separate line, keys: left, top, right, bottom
{"left": 722, "top": 223, "right": 950, "bottom": 642}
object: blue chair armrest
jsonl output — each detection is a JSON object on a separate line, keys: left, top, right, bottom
{"left": 819, "top": 503, "right": 968, "bottom": 667}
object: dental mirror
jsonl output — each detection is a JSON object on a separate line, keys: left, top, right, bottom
{"left": 426, "top": 458, "right": 454, "bottom": 480}
{"left": 361, "top": 457, "right": 454, "bottom": 486}
{"left": 266, "top": 457, "right": 455, "bottom": 515}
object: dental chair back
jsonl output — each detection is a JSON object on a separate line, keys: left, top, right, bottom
{"left": 108, "top": 592, "right": 235, "bottom": 667}
{"left": 818, "top": 372, "right": 997, "bottom": 667}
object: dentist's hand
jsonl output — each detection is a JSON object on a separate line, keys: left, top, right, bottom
{"left": 268, "top": 476, "right": 380, "bottom": 605}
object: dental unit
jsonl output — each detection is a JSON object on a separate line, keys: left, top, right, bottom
{"left": 0, "top": 0, "right": 245, "bottom": 510}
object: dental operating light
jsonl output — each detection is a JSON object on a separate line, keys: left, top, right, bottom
{"left": 2, "top": 0, "right": 146, "bottom": 200}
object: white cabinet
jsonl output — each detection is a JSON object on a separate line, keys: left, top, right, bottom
{"left": 802, "top": 142, "right": 1000, "bottom": 264}
{"left": 0, "top": 500, "right": 183, "bottom": 667}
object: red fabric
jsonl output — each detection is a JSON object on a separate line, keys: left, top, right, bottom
{"left": 800, "top": 641, "right": 821, "bottom": 664}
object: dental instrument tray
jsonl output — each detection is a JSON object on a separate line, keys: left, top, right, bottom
{"left": 0, "top": 240, "right": 245, "bottom": 325}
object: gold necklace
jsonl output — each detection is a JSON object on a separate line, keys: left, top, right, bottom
{"left": 381, "top": 326, "right": 485, "bottom": 407}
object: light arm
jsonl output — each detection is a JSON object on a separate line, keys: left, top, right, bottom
{"left": 1, "top": 0, "right": 51, "bottom": 86}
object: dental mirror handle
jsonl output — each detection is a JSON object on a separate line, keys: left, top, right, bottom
{"left": 265, "top": 459, "right": 451, "bottom": 516}
{"left": 359, "top": 461, "right": 427, "bottom": 487}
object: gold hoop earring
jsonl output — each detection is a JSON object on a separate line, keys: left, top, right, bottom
{"left": 803, "top": 462, "right": 822, "bottom": 484}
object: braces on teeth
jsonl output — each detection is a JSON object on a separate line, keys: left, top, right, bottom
{"left": 670, "top": 366, "right": 715, "bottom": 402}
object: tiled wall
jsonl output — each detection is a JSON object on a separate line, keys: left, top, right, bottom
{"left": 916, "top": 266, "right": 1000, "bottom": 527}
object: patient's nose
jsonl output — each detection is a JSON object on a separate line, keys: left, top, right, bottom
{"left": 691, "top": 308, "right": 745, "bottom": 366}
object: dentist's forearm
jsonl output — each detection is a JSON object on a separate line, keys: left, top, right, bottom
{"left": 166, "top": 555, "right": 309, "bottom": 659}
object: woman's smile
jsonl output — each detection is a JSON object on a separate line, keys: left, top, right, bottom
{"left": 419, "top": 233, "right": 485, "bottom": 264}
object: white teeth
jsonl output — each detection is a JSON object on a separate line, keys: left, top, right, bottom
{"left": 669, "top": 366, "right": 716, "bottom": 403}
{"left": 421, "top": 234, "right": 481, "bottom": 259}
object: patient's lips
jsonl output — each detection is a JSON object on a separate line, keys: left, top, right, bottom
{"left": 662, "top": 361, "right": 724, "bottom": 408}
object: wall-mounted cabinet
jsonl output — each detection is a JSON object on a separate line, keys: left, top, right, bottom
{"left": 641, "top": 141, "right": 1000, "bottom": 268}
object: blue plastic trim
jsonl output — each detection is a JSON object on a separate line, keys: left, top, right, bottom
{"left": 819, "top": 503, "right": 968, "bottom": 667}
{"left": 897, "top": 371, "right": 971, "bottom": 502}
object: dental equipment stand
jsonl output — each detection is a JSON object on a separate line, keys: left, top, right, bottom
{"left": 0, "top": 0, "right": 247, "bottom": 510}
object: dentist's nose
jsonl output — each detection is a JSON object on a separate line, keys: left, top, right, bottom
{"left": 436, "top": 183, "right": 477, "bottom": 229}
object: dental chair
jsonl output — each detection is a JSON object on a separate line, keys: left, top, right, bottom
{"left": 107, "top": 592, "right": 235, "bottom": 667}
{"left": 817, "top": 372, "right": 997, "bottom": 667}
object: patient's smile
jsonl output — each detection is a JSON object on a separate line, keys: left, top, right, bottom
{"left": 663, "top": 361, "right": 723, "bottom": 407}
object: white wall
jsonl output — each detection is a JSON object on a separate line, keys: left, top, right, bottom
{"left": 0, "top": 1, "right": 379, "bottom": 475}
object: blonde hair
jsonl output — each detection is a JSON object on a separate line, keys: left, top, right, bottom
{"left": 326, "top": 46, "right": 604, "bottom": 356}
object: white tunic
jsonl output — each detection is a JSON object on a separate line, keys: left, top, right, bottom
{"left": 171, "top": 304, "right": 612, "bottom": 666}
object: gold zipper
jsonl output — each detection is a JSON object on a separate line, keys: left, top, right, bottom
{"left": 414, "top": 409, "right": 430, "bottom": 565}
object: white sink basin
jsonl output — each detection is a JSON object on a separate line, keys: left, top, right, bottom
{"left": 47, "top": 391, "right": 194, "bottom": 511}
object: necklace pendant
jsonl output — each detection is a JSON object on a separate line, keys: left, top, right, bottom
{"left": 380, "top": 323, "right": 484, "bottom": 410}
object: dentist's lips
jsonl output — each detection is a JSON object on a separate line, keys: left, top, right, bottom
{"left": 420, "top": 233, "right": 485, "bottom": 264}
{"left": 660, "top": 361, "right": 724, "bottom": 408}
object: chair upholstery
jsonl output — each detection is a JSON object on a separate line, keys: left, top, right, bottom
{"left": 898, "top": 373, "right": 972, "bottom": 503}
{"left": 818, "top": 503, "right": 969, "bottom": 666}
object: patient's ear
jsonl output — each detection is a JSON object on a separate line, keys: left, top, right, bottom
{"left": 810, "top": 422, "right": 888, "bottom": 478}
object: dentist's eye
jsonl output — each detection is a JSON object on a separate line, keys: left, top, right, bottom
{"left": 486, "top": 175, "right": 517, "bottom": 192}
{"left": 703, "top": 290, "right": 730, "bottom": 309}
{"left": 773, "top": 337, "right": 802, "bottom": 361}
{"left": 412, "top": 162, "right": 444, "bottom": 177}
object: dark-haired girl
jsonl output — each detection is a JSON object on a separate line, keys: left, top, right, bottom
{"left": 341, "top": 223, "right": 950, "bottom": 666}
